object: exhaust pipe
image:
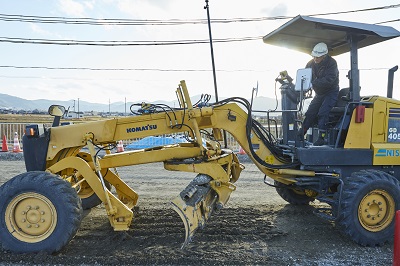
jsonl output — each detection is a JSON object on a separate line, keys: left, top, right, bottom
{"left": 387, "top": 65, "right": 398, "bottom": 99}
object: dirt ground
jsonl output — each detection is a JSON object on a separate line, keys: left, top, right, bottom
{"left": 0, "top": 158, "right": 395, "bottom": 266}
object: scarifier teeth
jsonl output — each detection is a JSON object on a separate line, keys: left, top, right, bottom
{"left": 170, "top": 201, "right": 191, "bottom": 248}
{"left": 170, "top": 174, "right": 219, "bottom": 248}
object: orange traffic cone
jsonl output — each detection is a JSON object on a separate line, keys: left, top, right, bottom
{"left": 13, "top": 132, "right": 22, "bottom": 153}
{"left": 238, "top": 146, "right": 246, "bottom": 155}
{"left": 1, "top": 135, "right": 8, "bottom": 152}
{"left": 116, "top": 140, "right": 124, "bottom": 152}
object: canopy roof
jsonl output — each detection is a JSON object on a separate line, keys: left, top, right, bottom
{"left": 263, "top": 15, "right": 400, "bottom": 56}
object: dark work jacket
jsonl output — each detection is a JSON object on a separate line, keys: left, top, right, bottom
{"left": 306, "top": 55, "right": 339, "bottom": 95}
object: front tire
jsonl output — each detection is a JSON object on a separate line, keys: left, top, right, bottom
{"left": 337, "top": 170, "right": 400, "bottom": 246}
{"left": 0, "top": 171, "right": 83, "bottom": 254}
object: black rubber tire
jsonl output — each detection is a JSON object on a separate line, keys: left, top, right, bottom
{"left": 337, "top": 170, "right": 400, "bottom": 246}
{"left": 274, "top": 180, "right": 314, "bottom": 205}
{"left": 75, "top": 152, "right": 112, "bottom": 210}
{"left": 0, "top": 171, "right": 83, "bottom": 254}
{"left": 80, "top": 180, "right": 111, "bottom": 210}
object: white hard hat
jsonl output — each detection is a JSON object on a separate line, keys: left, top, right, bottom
{"left": 311, "top": 42, "right": 328, "bottom": 57}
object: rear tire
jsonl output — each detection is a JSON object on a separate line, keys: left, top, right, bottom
{"left": 337, "top": 170, "right": 400, "bottom": 246}
{"left": 274, "top": 181, "right": 314, "bottom": 205}
{"left": 0, "top": 171, "right": 83, "bottom": 254}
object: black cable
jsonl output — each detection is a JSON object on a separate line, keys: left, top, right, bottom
{"left": 130, "top": 93, "right": 300, "bottom": 169}
{"left": 193, "top": 94, "right": 212, "bottom": 108}
{"left": 376, "top": 18, "right": 400, "bottom": 24}
{"left": 129, "top": 100, "right": 197, "bottom": 144}
{"left": 130, "top": 103, "right": 148, "bottom": 115}
{"left": 200, "top": 129, "right": 214, "bottom": 139}
{"left": 270, "top": 80, "right": 279, "bottom": 112}
{"left": 0, "top": 36, "right": 262, "bottom": 46}
{"left": 0, "top": 65, "right": 395, "bottom": 72}
{"left": 130, "top": 92, "right": 299, "bottom": 169}
{"left": 173, "top": 123, "right": 196, "bottom": 142}
{"left": 0, "top": 4, "right": 397, "bottom": 25}
{"left": 193, "top": 94, "right": 205, "bottom": 107}
{"left": 212, "top": 96, "right": 299, "bottom": 169}
{"left": 152, "top": 104, "right": 174, "bottom": 125}
{"left": 129, "top": 102, "right": 176, "bottom": 126}
{"left": 155, "top": 103, "right": 178, "bottom": 122}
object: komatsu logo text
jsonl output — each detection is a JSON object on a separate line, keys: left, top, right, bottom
{"left": 375, "top": 148, "right": 400, "bottom": 157}
{"left": 126, "top": 124, "right": 157, "bottom": 133}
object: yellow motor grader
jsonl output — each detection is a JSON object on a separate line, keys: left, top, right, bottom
{"left": 1, "top": 16, "right": 400, "bottom": 254}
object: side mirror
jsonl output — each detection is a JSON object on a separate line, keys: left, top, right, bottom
{"left": 48, "top": 105, "right": 66, "bottom": 117}
{"left": 48, "top": 105, "right": 66, "bottom": 127}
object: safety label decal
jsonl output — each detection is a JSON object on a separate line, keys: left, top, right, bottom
{"left": 375, "top": 148, "right": 400, "bottom": 157}
{"left": 388, "top": 108, "right": 400, "bottom": 143}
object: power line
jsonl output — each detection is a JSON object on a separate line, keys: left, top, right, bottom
{"left": 0, "top": 4, "right": 396, "bottom": 47}
{"left": 376, "top": 18, "right": 400, "bottom": 25}
{"left": 306, "top": 4, "right": 400, "bottom": 18}
{"left": 0, "top": 65, "right": 265, "bottom": 72}
{"left": 0, "top": 36, "right": 262, "bottom": 46}
{"left": 0, "top": 9, "right": 396, "bottom": 46}
{"left": 1, "top": 12, "right": 398, "bottom": 47}
{"left": 0, "top": 65, "right": 394, "bottom": 73}
{"left": 0, "top": 4, "right": 398, "bottom": 26}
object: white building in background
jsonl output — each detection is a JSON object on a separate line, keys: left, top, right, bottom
{"left": 64, "top": 111, "right": 83, "bottom": 119}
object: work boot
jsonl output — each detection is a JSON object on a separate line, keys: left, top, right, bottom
{"left": 313, "top": 130, "right": 326, "bottom": 146}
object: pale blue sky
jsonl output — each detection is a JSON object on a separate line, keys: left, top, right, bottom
{"left": 0, "top": 0, "right": 399, "bottom": 104}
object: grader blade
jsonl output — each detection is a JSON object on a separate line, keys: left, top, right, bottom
{"left": 171, "top": 174, "right": 219, "bottom": 248}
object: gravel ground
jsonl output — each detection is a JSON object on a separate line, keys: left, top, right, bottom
{"left": 0, "top": 152, "right": 395, "bottom": 265}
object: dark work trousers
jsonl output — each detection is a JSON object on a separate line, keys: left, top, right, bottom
{"left": 302, "top": 89, "right": 339, "bottom": 132}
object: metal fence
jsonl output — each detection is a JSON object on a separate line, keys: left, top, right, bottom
{"left": 0, "top": 123, "right": 29, "bottom": 151}
{"left": 0, "top": 122, "right": 281, "bottom": 152}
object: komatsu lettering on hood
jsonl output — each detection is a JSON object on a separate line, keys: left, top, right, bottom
{"left": 126, "top": 124, "right": 157, "bottom": 133}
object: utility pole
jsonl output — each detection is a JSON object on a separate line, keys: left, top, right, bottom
{"left": 205, "top": 0, "right": 228, "bottom": 148}
{"left": 204, "top": 0, "right": 218, "bottom": 102}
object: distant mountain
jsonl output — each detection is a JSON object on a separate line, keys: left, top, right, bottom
{"left": 0, "top": 92, "right": 282, "bottom": 114}
{"left": 0, "top": 93, "right": 44, "bottom": 110}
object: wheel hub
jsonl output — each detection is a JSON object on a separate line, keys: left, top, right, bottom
{"left": 358, "top": 189, "right": 395, "bottom": 232}
{"left": 5, "top": 192, "right": 57, "bottom": 243}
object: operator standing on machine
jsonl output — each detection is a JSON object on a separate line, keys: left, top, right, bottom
{"left": 301, "top": 42, "right": 339, "bottom": 146}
